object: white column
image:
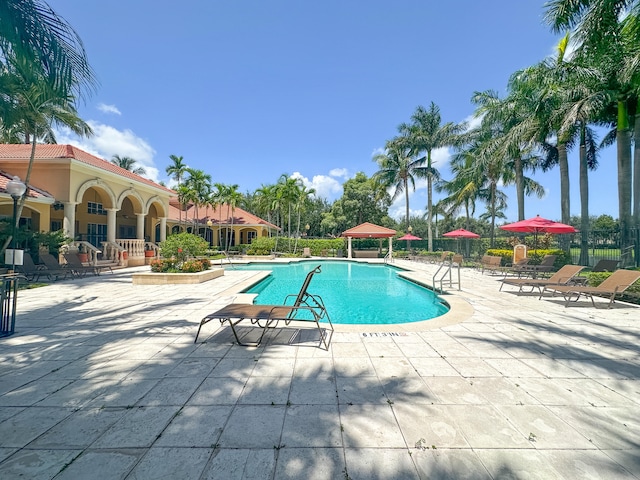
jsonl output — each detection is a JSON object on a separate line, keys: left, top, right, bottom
{"left": 136, "top": 213, "right": 145, "bottom": 240}
{"left": 63, "top": 202, "right": 76, "bottom": 239}
{"left": 347, "top": 237, "right": 352, "bottom": 259}
{"left": 159, "top": 217, "right": 167, "bottom": 241}
{"left": 106, "top": 208, "right": 117, "bottom": 242}
{"left": 388, "top": 237, "right": 393, "bottom": 257}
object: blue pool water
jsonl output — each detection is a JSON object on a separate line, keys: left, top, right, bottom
{"left": 233, "top": 260, "right": 449, "bottom": 325}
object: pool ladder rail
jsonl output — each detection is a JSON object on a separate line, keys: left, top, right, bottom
{"left": 432, "top": 254, "right": 463, "bottom": 292}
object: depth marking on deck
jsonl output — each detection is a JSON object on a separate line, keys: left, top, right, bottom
{"left": 361, "top": 332, "right": 410, "bottom": 338}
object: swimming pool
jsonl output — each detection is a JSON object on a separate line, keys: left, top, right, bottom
{"left": 233, "top": 260, "right": 449, "bottom": 325}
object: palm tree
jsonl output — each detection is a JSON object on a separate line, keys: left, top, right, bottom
{"left": 111, "top": 155, "right": 146, "bottom": 175}
{"left": 372, "top": 135, "right": 427, "bottom": 230}
{"left": 401, "top": 102, "right": 466, "bottom": 251}
{"left": 212, "top": 183, "right": 228, "bottom": 248}
{"left": 0, "top": 0, "right": 97, "bottom": 100}
{"left": 183, "top": 169, "right": 211, "bottom": 233}
{"left": 166, "top": 154, "right": 187, "bottom": 228}
{"left": 293, "top": 184, "right": 315, "bottom": 253}
{"left": 224, "top": 184, "right": 242, "bottom": 251}
{"left": 545, "top": 0, "right": 637, "bottom": 261}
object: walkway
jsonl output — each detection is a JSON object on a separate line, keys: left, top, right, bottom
{"left": 0, "top": 260, "right": 638, "bottom": 479}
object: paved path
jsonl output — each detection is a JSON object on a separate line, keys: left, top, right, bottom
{"left": 0, "top": 260, "right": 638, "bottom": 479}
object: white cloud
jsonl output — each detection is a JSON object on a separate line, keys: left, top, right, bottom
{"left": 463, "top": 113, "right": 483, "bottom": 131}
{"left": 329, "top": 168, "right": 349, "bottom": 179}
{"left": 291, "top": 172, "right": 343, "bottom": 201}
{"left": 97, "top": 103, "right": 121, "bottom": 115}
{"left": 55, "top": 121, "right": 159, "bottom": 183}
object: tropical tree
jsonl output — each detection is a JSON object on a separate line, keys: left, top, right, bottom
{"left": 183, "top": 168, "right": 211, "bottom": 233}
{"left": 224, "top": 184, "right": 242, "bottom": 251}
{"left": 166, "top": 154, "right": 187, "bottom": 228}
{"left": 400, "top": 102, "right": 466, "bottom": 250}
{"left": 372, "top": 135, "right": 427, "bottom": 229}
{"left": 111, "top": 155, "right": 146, "bottom": 175}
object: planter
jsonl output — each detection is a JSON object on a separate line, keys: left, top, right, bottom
{"left": 132, "top": 268, "right": 224, "bottom": 285}
{"left": 144, "top": 250, "right": 155, "bottom": 258}
{"left": 77, "top": 253, "right": 89, "bottom": 263}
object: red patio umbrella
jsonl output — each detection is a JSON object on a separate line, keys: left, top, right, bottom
{"left": 397, "top": 233, "right": 421, "bottom": 251}
{"left": 443, "top": 229, "right": 480, "bottom": 253}
{"left": 500, "top": 215, "right": 577, "bottom": 250}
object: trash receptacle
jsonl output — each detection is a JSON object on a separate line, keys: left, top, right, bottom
{"left": 0, "top": 274, "right": 19, "bottom": 338}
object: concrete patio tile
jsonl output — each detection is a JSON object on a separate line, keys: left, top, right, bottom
{"left": 53, "top": 449, "right": 144, "bottom": 480}
{"left": 137, "top": 376, "right": 205, "bottom": 406}
{"left": 330, "top": 341, "right": 369, "bottom": 357}
{"left": 336, "top": 375, "right": 388, "bottom": 405}
{"left": 0, "top": 448, "right": 81, "bottom": 479}
{"left": 28, "top": 407, "right": 126, "bottom": 449}
{"left": 187, "top": 377, "right": 246, "bottom": 406}
{"left": 274, "top": 447, "right": 345, "bottom": 480}
{"left": 496, "top": 405, "right": 596, "bottom": 449}
{"left": 343, "top": 448, "right": 419, "bottom": 479}
{"left": 92, "top": 406, "right": 180, "bottom": 448}
{"left": 364, "top": 341, "right": 405, "bottom": 357}
{"left": 252, "top": 356, "right": 296, "bottom": 377}
{"left": 189, "top": 342, "right": 233, "bottom": 358}
{"left": 426, "top": 340, "right": 475, "bottom": 358}
{"left": 392, "top": 403, "right": 469, "bottom": 449}
{"left": 289, "top": 375, "right": 337, "bottom": 405}
{"left": 601, "top": 450, "right": 640, "bottom": 479}
{"left": 557, "top": 358, "right": 640, "bottom": 380}
{"left": 394, "top": 341, "right": 441, "bottom": 358}
{"left": 333, "top": 357, "right": 377, "bottom": 377}
{"left": 127, "top": 446, "right": 213, "bottom": 479}
{"left": 520, "top": 357, "right": 587, "bottom": 378}
{"left": 411, "top": 448, "right": 491, "bottom": 479}
{"left": 379, "top": 376, "right": 437, "bottom": 405}
{"left": 540, "top": 449, "right": 637, "bottom": 479}
{"left": 409, "top": 357, "right": 460, "bottom": 377}
{"left": 467, "top": 378, "right": 540, "bottom": 406}
{"left": 238, "top": 376, "right": 291, "bottom": 405}
{"left": 165, "top": 356, "right": 219, "bottom": 378}
{"left": 444, "top": 357, "right": 503, "bottom": 377}
{"left": 443, "top": 405, "right": 529, "bottom": 449}
{"left": 422, "top": 377, "right": 489, "bottom": 404}
{"left": 548, "top": 406, "right": 640, "bottom": 450}
{"left": 127, "top": 358, "right": 180, "bottom": 379}
{"left": 339, "top": 404, "right": 406, "bottom": 448}
{"left": 86, "top": 378, "right": 160, "bottom": 408}
{"left": 217, "top": 405, "right": 286, "bottom": 448}
{"left": 483, "top": 358, "right": 547, "bottom": 377}
{"left": 370, "top": 357, "right": 421, "bottom": 379}
{"left": 291, "top": 357, "right": 332, "bottom": 377}
{"left": 516, "top": 377, "right": 609, "bottom": 406}
{"left": 155, "top": 405, "right": 232, "bottom": 447}
{"left": 209, "top": 358, "right": 257, "bottom": 380}
{"left": 0, "top": 406, "right": 72, "bottom": 447}
{"left": 281, "top": 404, "right": 342, "bottom": 447}
{"left": 0, "top": 448, "right": 17, "bottom": 463}
{"left": 200, "top": 448, "right": 276, "bottom": 480}
{"left": 0, "top": 379, "right": 75, "bottom": 407}
{"left": 474, "top": 448, "right": 563, "bottom": 479}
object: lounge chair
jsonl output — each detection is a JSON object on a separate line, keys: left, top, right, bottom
{"left": 40, "top": 253, "right": 76, "bottom": 279}
{"left": 501, "top": 257, "right": 531, "bottom": 277}
{"left": 63, "top": 253, "right": 113, "bottom": 276}
{"left": 500, "top": 264, "right": 585, "bottom": 295}
{"left": 591, "top": 259, "right": 619, "bottom": 272}
{"left": 480, "top": 255, "right": 502, "bottom": 275}
{"left": 518, "top": 254, "right": 557, "bottom": 278}
{"left": 18, "top": 253, "right": 71, "bottom": 282}
{"left": 542, "top": 269, "right": 640, "bottom": 309}
{"left": 195, "top": 265, "right": 333, "bottom": 349}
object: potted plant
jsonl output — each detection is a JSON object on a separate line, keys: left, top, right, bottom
{"left": 77, "top": 243, "right": 89, "bottom": 263}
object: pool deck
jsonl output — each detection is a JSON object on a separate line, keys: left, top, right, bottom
{"left": 0, "top": 258, "right": 639, "bottom": 479}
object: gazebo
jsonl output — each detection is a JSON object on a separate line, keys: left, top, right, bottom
{"left": 341, "top": 222, "right": 397, "bottom": 259}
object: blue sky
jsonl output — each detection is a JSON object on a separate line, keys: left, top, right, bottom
{"left": 48, "top": 0, "right": 617, "bottom": 223}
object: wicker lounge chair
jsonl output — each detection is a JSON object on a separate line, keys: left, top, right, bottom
{"left": 542, "top": 269, "right": 640, "bottom": 309}
{"left": 195, "top": 265, "right": 333, "bottom": 349}
{"left": 500, "top": 264, "right": 585, "bottom": 295}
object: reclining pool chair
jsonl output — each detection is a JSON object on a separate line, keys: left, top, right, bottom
{"left": 194, "top": 265, "right": 334, "bottom": 349}
{"left": 18, "top": 252, "right": 71, "bottom": 282}
{"left": 63, "top": 253, "right": 113, "bottom": 276}
{"left": 542, "top": 269, "right": 640, "bottom": 309}
{"left": 499, "top": 264, "right": 585, "bottom": 295}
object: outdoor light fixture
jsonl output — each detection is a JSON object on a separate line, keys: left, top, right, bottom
{"left": 6, "top": 176, "right": 27, "bottom": 271}
{"left": 53, "top": 201, "right": 64, "bottom": 211}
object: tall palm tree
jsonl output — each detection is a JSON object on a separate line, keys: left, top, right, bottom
{"left": 401, "top": 102, "right": 466, "bottom": 250}
{"left": 293, "top": 184, "right": 315, "bottom": 253}
{"left": 212, "top": 183, "right": 228, "bottom": 248}
{"left": 224, "top": 184, "right": 242, "bottom": 251}
{"left": 183, "top": 169, "right": 211, "bottom": 233}
{"left": 166, "top": 154, "right": 187, "bottom": 228}
{"left": 545, "top": 0, "right": 638, "bottom": 260}
{"left": 111, "top": 155, "right": 146, "bottom": 175}
{"left": 372, "top": 135, "right": 427, "bottom": 229}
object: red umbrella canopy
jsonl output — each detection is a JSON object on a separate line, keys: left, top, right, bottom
{"left": 397, "top": 233, "right": 422, "bottom": 241}
{"left": 500, "top": 215, "right": 577, "bottom": 234}
{"left": 443, "top": 228, "right": 480, "bottom": 238}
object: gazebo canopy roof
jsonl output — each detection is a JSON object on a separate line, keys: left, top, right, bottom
{"left": 341, "top": 222, "right": 396, "bottom": 238}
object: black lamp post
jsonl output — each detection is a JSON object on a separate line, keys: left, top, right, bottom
{"left": 6, "top": 176, "right": 27, "bottom": 272}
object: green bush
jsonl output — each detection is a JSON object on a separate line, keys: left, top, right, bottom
{"left": 486, "top": 248, "right": 570, "bottom": 268}
{"left": 160, "top": 233, "right": 209, "bottom": 263}
{"left": 245, "top": 237, "right": 275, "bottom": 255}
